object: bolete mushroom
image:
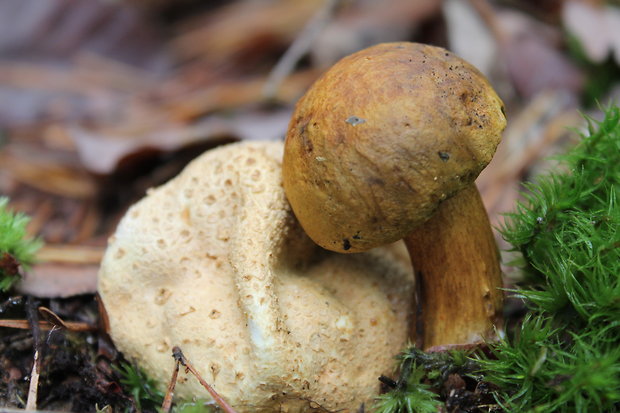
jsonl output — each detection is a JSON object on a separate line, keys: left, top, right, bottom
{"left": 98, "top": 141, "right": 415, "bottom": 412}
{"left": 283, "top": 42, "right": 506, "bottom": 349}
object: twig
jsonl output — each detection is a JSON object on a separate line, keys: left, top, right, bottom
{"left": 36, "top": 244, "right": 104, "bottom": 264}
{"left": 26, "top": 349, "right": 41, "bottom": 411}
{"left": 0, "top": 307, "right": 97, "bottom": 332}
{"left": 0, "top": 409, "right": 71, "bottom": 413}
{"left": 0, "top": 319, "right": 94, "bottom": 331}
{"left": 262, "top": 0, "right": 342, "bottom": 100}
{"left": 172, "top": 346, "right": 237, "bottom": 413}
{"left": 38, "top": 306, "right": 97, "bottom": 331}
{"left": 25, "top": 297, "right": 42, "bottom": 411}
{"left": 161, "top": 354, "right": 181, "bottom": 413}
{"left": 467, "top": 0, "right": 509, "bottom": 45}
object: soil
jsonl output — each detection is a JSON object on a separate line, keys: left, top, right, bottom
{"left": 0, "top": 292, "right": 508, "bottom": 412}
{"left": 0, "top": 295, "right": 132, "bottom": 413}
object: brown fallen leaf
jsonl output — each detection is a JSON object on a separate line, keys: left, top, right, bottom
{"left": 444, "top": 0, "right": 496, "bottom": 76}
{"left": 478, "top": 90, "right": 582, "bottom": 231}
{"left": 311, "top": 0, "right": 442, "bottom": 67}
{"left": 11, "top": 193, "right": 102, "bottom": 244}
{"left": 469, "top": 0, "right": 584, "bottom": 100}
{"left": 17, "top": 263, "right": 99, "bottom": 298}
{"left": 171, "top": 0, "right": 323, "bottom": 66}
{"left": 71, "top": 108, "right": 292, "bottom": 176}
{"left": 97, "top": 293, "right": 111, "bottom": 335}
{"left": 500, "top": 12, "right": 584, "bottom": 99}
{"left": 161, "top": 70, "right": 318, "bottom": 122}
{"left": 0, "top": 0, "right": 168, "bottom": 70}
{"left": 563, "top": 1, "right": 620, "bottom": 65}
{"left": 0, "top": 59, "right": 156, "bottom": 128}
{"left": 0, "top": 145, "right": 96, "bottom": 199}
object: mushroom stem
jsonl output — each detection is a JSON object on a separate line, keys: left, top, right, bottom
{"left": 404, "top": 184, "right": 503, "bottom": 350}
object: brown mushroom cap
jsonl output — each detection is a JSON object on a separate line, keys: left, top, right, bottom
{"left": 283, "top": 42, "right": 506, "bottom": 253}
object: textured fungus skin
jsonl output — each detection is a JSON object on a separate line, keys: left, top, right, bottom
{"left": 283, "top": 42, "right": 506, "bottom": 253}
{"left": 98, "top": 142, "right": 414, "bottom": 412}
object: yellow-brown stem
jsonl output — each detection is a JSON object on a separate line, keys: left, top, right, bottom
{"left": 405, "top": 184, "right": 503, "bottom": 350}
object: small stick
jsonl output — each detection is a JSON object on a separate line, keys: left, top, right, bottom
{"left": 467, "top": 0, "right": 509, "bottom": 45}
{"left": 36, "top": 244, "right": 104, "bottom": 264}
{"left": 262, "top": 0, "right": 342, "bottom": 100}
{"left": 26, "top": 349, "right": 41, "bottom": 411}
{"left": 161, "top": 354, "right": 181, "bottom": 413}
{"left": 0, "top": 408, "right": 65, "bottom": 413}
{"left": 25, "top": 297, "right": 42, "bottom": 411}
{"left": 38, "top": 306, "right": 97, "bottom": 331}
{"left": 1, "top": 306, "right": 97, "bottom": 332}
{"left": 172, "top": 346, "right": 237, "bottom": 413}
{"left": 0, "top": 319, "right": 94, "bottom": 331}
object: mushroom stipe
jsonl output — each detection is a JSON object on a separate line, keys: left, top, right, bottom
{"left": 283, "top": 42, "right": 506, "bottom": 349}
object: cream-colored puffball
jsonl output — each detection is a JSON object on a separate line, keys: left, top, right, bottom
{"left": 98, "top": 141, "right": 414, "bottom": 412}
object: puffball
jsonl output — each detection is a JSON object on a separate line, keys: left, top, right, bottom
{"left": 98, "top": 141, "right": 414, "bottom": 412}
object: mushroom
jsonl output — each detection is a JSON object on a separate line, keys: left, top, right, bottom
{"left": 98, "top": 141, "right": 414, "bottom": 412}
{"left": 283, "top": 42, "right": 506, "bottom": 350}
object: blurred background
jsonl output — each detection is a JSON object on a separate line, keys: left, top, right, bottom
{"left": 1, "top": 0, "right": 619, "bottom": 297}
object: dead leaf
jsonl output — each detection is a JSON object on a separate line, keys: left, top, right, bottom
{"left": 0, "top": 145, "right": 97, "bottom": 199}
{"left": 563, "top": 2, "right": 620, "bottom": 65}
{"left": 162, "top": 70, "right": 318, "bottom": 121}
{"left": 609, "top": 7, "right": 620, "bottom": 66}
{"left": 0, "top": 0, "right": 169, "bottom": 70}
{"left": 498, "top": 10, "right": 584, "bottom": 99}
{"left": 171, "top": 0, "right": 323, "bottom": 66}
{"left": 443, "top": 0, "right": 496, "bottom": 76}
{"left": 311, "top": 0, "right": 442, "bottom": 67}
{"left": 97, "top": 293, "right": 111, "bottom": 335}
{"left": 478, "top": 90, "right": 582, "bottom": 230}
{"left": 71, "top": 108, "right": 292, "bottom": 176}
{"left": 17, "top": 263, "right": 99, "bottom": 298}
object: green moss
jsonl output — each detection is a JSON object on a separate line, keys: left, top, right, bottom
{"left": 0, "top": 197, "right": 42, "bottom": 291}
{"left": 115, "top": 361, "right": 216, "bottom": 413}
{"left": 175, "top": 400, "right": 215, "bottom": 413}
{"left": 479, "top": 104, "right": 620, "bottom": 412}
{"left": 373, "top": 356, "right": 442, "bottom": 413}
{"left": 115, "top": 361, "right": 165, "bottom": 412}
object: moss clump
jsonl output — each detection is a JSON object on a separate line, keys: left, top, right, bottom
{"left": 0, "top": 197, "right": 41, "bottom": 291}
{"left": 373, "top": 354, "right": 442, "bottom": 413}
{"left": 477, "top": 105, "right": 620, "bottom": 411}
{"left": 374, "top": 347, "right": 493, "bottom": 413}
